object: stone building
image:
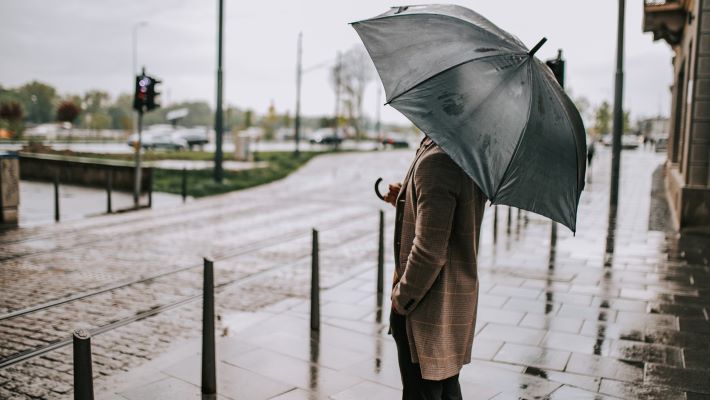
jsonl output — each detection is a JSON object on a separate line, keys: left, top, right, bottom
{"left": 644, "top": 0, "right": 710, "bottom": 232}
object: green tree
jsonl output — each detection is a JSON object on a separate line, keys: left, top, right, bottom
{"left": 85, "top": 112, "right": 112, "bottom": 130}
{"left": 17, "top": 81, "right": 57, "bottom": 123}
{"left": 56, "top": 101, "right": 81, "bottom": 124}
{"left": 83, "top": 90, "right": 111, "bottom": 113}
{"left": 107, "top": 93, "right": 134, "bottom": 131}
{"left": 0, "top": 101, "right": 25, "bottom": 137}
{"left": 594, "top": 101, "right": 611, "bottom": 135}
{"left": 243, "top": 109, "right": 253, "bottom": 129}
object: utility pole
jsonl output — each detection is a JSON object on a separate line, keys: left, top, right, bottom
{"left": 334, "top": 52, "right": 342, "bottom": 136}
{"left": 609, "top": 0, "right": 625, "bottom": 213}
{"left": 294, "top": 32, "right": 303, "bottom": 157}
{"left": 213, "top": 0, "right": 225, "bottom": 183}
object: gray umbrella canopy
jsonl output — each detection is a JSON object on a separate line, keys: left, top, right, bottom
{"left": 352, "top": 5, "right": 586, "bottom": 232}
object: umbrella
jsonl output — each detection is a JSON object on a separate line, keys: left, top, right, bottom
{"left": 353, "top": 5, "right": 586, "bottom": 232}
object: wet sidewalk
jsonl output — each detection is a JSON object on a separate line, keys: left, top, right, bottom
{"left": 96, "top": 148, "right": 710, "bottom": 400}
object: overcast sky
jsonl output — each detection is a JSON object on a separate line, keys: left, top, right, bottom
{"left": 1, "top": 0, "right": 673, "bottom": 125}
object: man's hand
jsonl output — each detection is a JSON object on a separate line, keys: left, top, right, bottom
{"left": 383, "top": 182, "right": 402, "bottom": 206}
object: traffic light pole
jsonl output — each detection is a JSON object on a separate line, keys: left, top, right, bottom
{"left": 133, "top": 110, "right": 143, "bottom": 207}
{"left": 213, "top": 0, "right": 224, "bottom": 183}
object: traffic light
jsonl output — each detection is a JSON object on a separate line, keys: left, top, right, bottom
{"left": 146, "top": 77, "right": 161, "bottom": 111}
{"left": 545, "top": 49, "right": 565, "bottom": 87}
{"left": 132, "top": 71, "right": 161, "bottom": 113}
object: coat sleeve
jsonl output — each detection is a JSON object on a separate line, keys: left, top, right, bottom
{"left": 392, "top": 152, "right": 461, "bottom": 315}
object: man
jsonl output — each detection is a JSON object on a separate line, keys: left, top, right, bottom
{"left": 383, "top": 136, "right": 486, "bottom": 400}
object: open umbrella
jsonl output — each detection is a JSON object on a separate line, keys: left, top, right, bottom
{"left": 353, "top": 5, "right": 586, "bottom": 232}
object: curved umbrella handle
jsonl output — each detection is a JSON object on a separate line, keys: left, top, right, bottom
{"left": 374, "top": 177, "right": 386, "bottom": 201}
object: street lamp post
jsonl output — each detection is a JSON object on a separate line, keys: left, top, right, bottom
{"left": 213, "top": 0, "right": 225, "bottom": 183}
{"left": 294, "top": 32, "right": 303, "bottom": 157}
{"left": 609, "top": 0, "right": 625, "bottom": 213}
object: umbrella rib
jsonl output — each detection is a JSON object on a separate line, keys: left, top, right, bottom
{"left": 543, "top": 73, "right": 583, "bottom": 225}
{"left": 489, "top": 60, "right": 534, "bottom": 204}
{"left": 385, "top": 52, "right": 527, "bottom": 105}
{"left": 351, "top": 10, "right": 526, "bottom": 50}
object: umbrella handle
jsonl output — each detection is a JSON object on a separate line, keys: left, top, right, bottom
{"left": 374, "top": 177, "right": 386, "bottom": 200}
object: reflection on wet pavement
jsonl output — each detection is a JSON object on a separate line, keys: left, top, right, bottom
{"left": 9, "top": 147, "right": 708, "bottom": 400}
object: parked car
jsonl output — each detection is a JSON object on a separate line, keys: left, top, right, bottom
{"left": 174, "top": 128, "right": 209, "bottom": 147}
{"left": 309, "top": 128, "right": 343, "bottom": 145}
{"left": 381, "top": 136, "right": 410, "bottom": 148}
{"left": 127, "top": 132, "right": 187, "bottom": 150}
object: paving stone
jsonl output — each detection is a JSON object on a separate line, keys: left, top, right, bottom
{"left": 518, "top": 313, "right": 583, "bottom": 334}
{"left": 565, "top": 353, "right": 644, "bottom": 383}
{"left": 548, "top": 385, "right": 622, "bottom": 399}
{"left": 330, "top": 380, "right": 401, "bottom": 400}
{"left": 644, "top": 363, "right": 710, "bottom": 394}
{"left": 223, "top": 348, "right": 361, "bottom": 396}
{"left": 163, "top": 354, "right": 294, "bottom": 400}
{"left": 599, "top": 378, "right": 687, "bottom": 400}
{"left": 493, "top": 343, "right": 570, "bottom": 371}
{"left": 477, "top": 323, "right": 547, "bottom": 346}
{"left": 539, "top": 331, "right": 601, "bottom": 354}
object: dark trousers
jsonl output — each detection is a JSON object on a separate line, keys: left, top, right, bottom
{"left": 390, "top": 311, "right": 462, "bottom": 400}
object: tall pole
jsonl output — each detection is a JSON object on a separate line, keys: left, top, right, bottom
{"left": 294, "top": 32, "right": 303, "bottom": 157}
{"left": 131, "top": 23, "right": 146, "bottom": 207}
{"left": 132, "top": 22, "right": 146, "bottom": 135}
{"left": 609, "top": 0, "right": 625, "bottom": 213}
{"left": 133, "top": 102, "right": 143, "bottom": 207}
{"left": 213, "top": 0, "right": 225, "bottom": 183}
{"left": 334, "top": 52, "right": 342, "bottom": 136}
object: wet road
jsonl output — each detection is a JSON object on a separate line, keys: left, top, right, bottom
{"left": 1, "top": 147, "right": 709, "bottom": 399}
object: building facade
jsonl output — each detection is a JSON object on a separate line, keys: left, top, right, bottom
{"left": 644, "top": 0, "right": 710, "bottom": 232}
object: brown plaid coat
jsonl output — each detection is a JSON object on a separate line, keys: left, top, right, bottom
{"left": 392, "top": 137, "right": 487, "bottom": 381}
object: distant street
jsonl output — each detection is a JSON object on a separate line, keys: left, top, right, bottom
{"left": 0, "top": 139, "right": 384, "bottom": 155}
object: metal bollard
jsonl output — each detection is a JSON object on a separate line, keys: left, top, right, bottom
{"left": 506, "top": 206, "right": 512, "bottom": 234}
{"left": 492, "top": 205, "right": 498, "bottom": 243}
{"left": 181, "top": 168, "right": 187, "bottom": 203}
{"left": 202, "top": 258, "right": 217, "bottom": 395}
{"left": 311, "top": 229, "right": 320, "bottom": 331}
{"left": 73, "top": 328, "right": 94, "bottom": 400}
{"left": 54, "top": 172, "right": 60, "bottom": 222}
{"left": 106, "top": 170, "right": 112, "bottom": 214}
{"left": 147, "top": 170, "right": 153, "bottom": 208}
{"left": 377, "top": 210, "right": 384, "bottom": 295}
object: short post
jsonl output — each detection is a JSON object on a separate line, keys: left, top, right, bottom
{"left": 493, "top": 205, "right": 498, "bottom": 243}
{"left": 54, "top": 172, "right": 60, "bottom": 222}
{"left": 73, "top": 328, "right": 94, "bottom": 400}
{"left": 377, "top": 210, "right": 384, "bottom": 295}
{"left": 202, "top": 258, "right": 217, "bottom": 395}
{"left": 506, "top": 206, "right": 512, "bottom": 234}
{"left": 310, "top": 229, "right": 320, "bottom": 331}
{"left": 181, "top": 168, "right": 187, "bottom": 203}
{"left": 147, "top": 170, "right": 153, "bottom": 208}
{"left": 106, "top": 170, "right": 113, "bottom": 213}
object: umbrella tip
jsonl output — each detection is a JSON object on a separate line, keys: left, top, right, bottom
{"left": 528, "top": 37, "right": 547, "bottom": 57}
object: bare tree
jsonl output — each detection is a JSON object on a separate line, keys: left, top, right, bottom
{"left": 331, "top": 45, "right": 374, "bottom": 139}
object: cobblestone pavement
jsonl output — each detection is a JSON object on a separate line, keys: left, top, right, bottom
{"left": 2, "top": 147, "right": 710, "bottom": 399}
